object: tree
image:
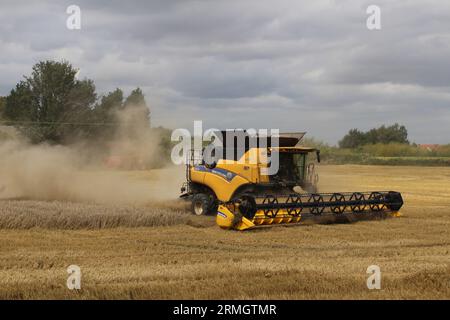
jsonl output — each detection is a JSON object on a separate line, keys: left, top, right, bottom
{"left": 124, "top": 88, "right": 146, "bottom": 108}
{"left": 93, "top": 88, "right": 124, "bottom": 139}
{"left": 57, "top": 78, "right": 97, "bottom": 142}
{"left": 338, "top": 129, "right": 367, "bottom": 148}
{"left": 366, "top": 124, "right": 408, "bottom": 145}
{"left": 3, "top": 60, "right": 97, "bottom": 143}
{"left": 98, "top": 88, "right": 123, "bottom": 114}
{"left": 0, "top": 96, "right": 6, "bottom": 120}
{"left": 3, "top": 81, "right": 34, "bottom": 122}
{"left": 120, "top": 88, "right": 150, "bottom": 139}
{"left": 124, "top": 88, "right": 150, "bottom": 124}
{"left": 3, "top": 60, "right": 154, "bottom": 148}
{"left": 339, "top": 124, "right": 409, "bottom": 148}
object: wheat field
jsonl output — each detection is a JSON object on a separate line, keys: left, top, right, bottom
{"left": 0, "top": 165, "right": 449, "bottom": 299}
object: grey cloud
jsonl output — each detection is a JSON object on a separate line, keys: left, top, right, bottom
{"left": 0, "top": 0, "right": 449, "bottom": 144}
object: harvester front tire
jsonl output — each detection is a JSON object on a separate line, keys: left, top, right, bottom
{"left": 191, "top": 193, "right": 211, "bottom": 216}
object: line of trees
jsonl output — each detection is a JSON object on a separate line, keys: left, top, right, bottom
{"left": 338, "top": 124, "right": 409, "bottom": 148}
{"left": 0, "top": 60, "right": 150, "bottom": 144}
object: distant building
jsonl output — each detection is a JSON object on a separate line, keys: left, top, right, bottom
{"left": 418, "top": 144, "right": 440, "bottom": 152}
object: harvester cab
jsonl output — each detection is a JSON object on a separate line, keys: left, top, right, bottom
{"left": 180, "top": 130, "right": 403, "bottom": 230}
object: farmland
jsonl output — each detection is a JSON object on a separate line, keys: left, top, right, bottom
{"left": 0, "top": 165, "right": 449, "bottom": 299}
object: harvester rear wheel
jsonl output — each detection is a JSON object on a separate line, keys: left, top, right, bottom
{"left": 191, "top": 193, "right": 211, "bottom": 216}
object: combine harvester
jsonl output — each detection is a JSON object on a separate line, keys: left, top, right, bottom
{"left": 180, "top": 130, "right": 403, "bottom": 230}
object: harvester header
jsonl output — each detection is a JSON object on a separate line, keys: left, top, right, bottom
{"left": 216, "top": 191, "right": 403, "bottom": 230}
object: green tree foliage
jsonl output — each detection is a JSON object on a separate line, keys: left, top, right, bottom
{"left": 3, "top": 81, "right": 34, "bottom": 122}
{"left": 120, "top": 87, "right": 150, "bottom": 139}
{"left": 0, "top": 96, "right": 5, "bottom": 119}
{"left": 124, "top": 87, "right": 146, "bottom": 108}
{"left": 366, "top": 123, "right": 408, "bottom": 145}
{"left": 338, "top": 129, "right": 367, "bottom": 148}
{"left": 92, "top": 87, "right": 150, "bottom": 141}
{"left": 339, "top": 124, "right": 409, "bottom": 148}
{"left": 3, "top": 60, "right": 97, "bottom": 143}
{"left": 2, "top": 60, "right": 152, "bottom": 146}
{"left": 93, "top": 88, "right": 124, "bottom": 139}
{"left": 98, "top": 88, "right": 123, "bottom": 114}
{"left": 124, "top": 87, "right": 150, "bottom": 125}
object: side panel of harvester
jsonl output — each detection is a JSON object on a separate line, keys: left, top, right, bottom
{"left": 189, "top": 149, "right": 266, "bottom": 201}
{"left": 190, "top": 164, "right": 250, "bottom": 201}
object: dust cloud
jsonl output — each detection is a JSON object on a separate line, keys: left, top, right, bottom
{"left": 0, "top": 108, "right": 185, "bottom": 208}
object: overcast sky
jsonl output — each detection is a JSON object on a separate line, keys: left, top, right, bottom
{"left": 1, "top": 0, "right": 449, "bottom": 144}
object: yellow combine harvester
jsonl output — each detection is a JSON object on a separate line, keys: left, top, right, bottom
{"left": 180, "top": 130, "right": 403, "bottom": 230}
